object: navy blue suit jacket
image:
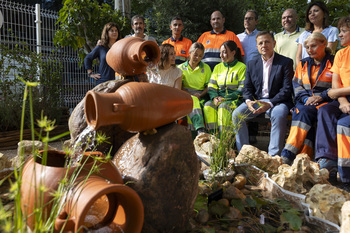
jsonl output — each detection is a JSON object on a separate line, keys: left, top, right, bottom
{"left": 243, "top": 53, "right": 294, "bottom": 109}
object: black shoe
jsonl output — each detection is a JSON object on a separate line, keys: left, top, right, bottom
{"left": 339, "top": 183, "right": 350, "bottom": 193}
{"left": 281, "top": 156, "right": 293, "bottom": 165}
{"left": 328, "top": 171, "right": 338, "bottom": 185}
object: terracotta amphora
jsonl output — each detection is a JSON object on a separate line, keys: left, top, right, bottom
{"left": 106, "top": 37, "right": 160, "bottom": 76}
{"left": 20, "top": 150, "right": 144, "bottom": 233}
{"left": 84, "top": 82, "right": 193, "bottom": 131}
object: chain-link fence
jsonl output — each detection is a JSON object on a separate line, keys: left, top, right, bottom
{"left": 0, "top": 0, "right": 94, "bottom": 113}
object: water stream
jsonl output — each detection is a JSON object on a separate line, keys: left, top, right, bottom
{"left": 146, "top": 63, "right": 161, "bottom": 85}
{"left": 70, "top": 125, "right": 96, "bottom": 163}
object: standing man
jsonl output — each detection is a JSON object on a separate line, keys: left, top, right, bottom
{"left": 232, "top": 31, "right": 294, "bottom": 156}
{"left": 274, "top": 9, "right": 304, "bottom": 69}
{"left": 237, "top": 10, "right": 260, "bottom": 144}
{"left": 237, "top": 10, "right": 260, "bottom": 64}
{"left": 197, "top": 10, "right": 244, "bottom": 70}
{"left": 125, "top": 15, "right": 157, "bottom": 43}
{"left": 162, "top": 16, "right": 192, "bottom": 65}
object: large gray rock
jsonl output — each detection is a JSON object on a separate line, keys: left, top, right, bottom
{"left": 68, "top": 80, "right": 135, "bottom": 155}
{"left": 112, "top": 123, "right": 199, "bottom": 233}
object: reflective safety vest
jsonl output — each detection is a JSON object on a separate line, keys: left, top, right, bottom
{"left": 207, "top": 59, "right": 246, "bottom": 101}
{"left": 293, "top": 52, "right": 334, "bottom": 104}
{"left": 197, "top": 29, "right": 245, "bottom": 70}
{"left": 162, "top": 36, "right": 192, "bottom": 65}
{"left": 178, "top": 61, "right": 212, "bottom": 94}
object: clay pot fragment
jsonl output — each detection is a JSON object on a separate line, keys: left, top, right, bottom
{"left": 20, "top": 150, "right": 144, "bottom": 233}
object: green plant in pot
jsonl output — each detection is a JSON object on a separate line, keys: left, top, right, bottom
{"left": 203, "top": 105, "right": 247, "bottom": 182}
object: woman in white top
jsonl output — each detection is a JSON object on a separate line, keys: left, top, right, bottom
{"left": 157, "top": 44, "right": 183, "bottom": 89}
{"left": 295, "top": 1, "right": 339, "bottom": 65}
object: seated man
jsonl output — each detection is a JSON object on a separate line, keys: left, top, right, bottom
{"left": 232, "top": 31, "right": 294, "bottom": 156}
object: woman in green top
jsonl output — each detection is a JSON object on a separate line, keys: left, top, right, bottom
{"left": 203, "top": 40, "right": 246, "bottom": 135}
{"left": 178, "top": 42, "right": 212, "bottom": 136}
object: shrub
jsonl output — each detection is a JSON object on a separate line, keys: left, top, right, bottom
{"left": 0, "top": 43, "right": 63, "bottom": 131}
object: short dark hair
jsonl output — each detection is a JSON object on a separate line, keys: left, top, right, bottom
{"left": 212, "top": 10, "right": 224, "bottom": 18}
{"left": 305, "top": 1, "right": 329, "bottom": 31}
{"left": 131, "top": 15, "right": 145, "bottom": 25}
{"left": 246, "top": 10, "right": 258, "bottom": 20}
{"left": 171, "top": 16, "right": 182, "bottom": 23}
{"left": 256, "top": 31, "right": 275, "bottom": 41}
{"left": 338, "top": 15, "right": 350, "bottom": 29}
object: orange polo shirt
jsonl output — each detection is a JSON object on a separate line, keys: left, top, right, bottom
{"left": 162, "top": 36, "right": 192, "bottom": 65}
{"left": 197, "top": 29, "right": 244, "bottom": 70}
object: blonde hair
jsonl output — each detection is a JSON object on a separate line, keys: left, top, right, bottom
{"left": 303, "top": 32, "right": 331, "bottom": 53}
{"left": 189, "top": 42, "right": 204, "bottom": 54}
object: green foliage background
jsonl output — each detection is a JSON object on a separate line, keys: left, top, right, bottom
{"left": 54, "top": 0, "right": 131, "bottom": 61}
{"left": 53, "top": 0, "right": 350, "bottom": 53}
{"left": 131, "top": 0, "right": 350, "bottom": 43}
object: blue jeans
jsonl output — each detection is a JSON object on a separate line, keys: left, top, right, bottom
{"left": 232, "top": 99, "right": 289, "bottom": 156}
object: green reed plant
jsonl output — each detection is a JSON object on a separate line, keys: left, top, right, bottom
{"left": 209, "top": 103, "right": 248, "bottom": 179}
{"left": 0, "top": 77, "right": 113, "bottom": 232}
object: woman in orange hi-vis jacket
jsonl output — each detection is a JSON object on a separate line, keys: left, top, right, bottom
{"left": 281, "top": 32, "right": 334, "bottom": 166}
{"left": 315, "top": 15, "right": 350, "bottom": 192}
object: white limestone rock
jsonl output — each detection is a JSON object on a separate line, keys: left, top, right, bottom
{"left": 306, "top": 184, "right": 350, "bottom": 225}
{"left": 235, "top": 145, "right": 282, "bottom": 174}
{"left": 340, "top": 201, "right": 350, "bottom": 233}
{"left": 271, "top": 154, "right": 329, "bottom": 194}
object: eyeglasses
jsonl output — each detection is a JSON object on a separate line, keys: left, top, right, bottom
{"left": 244, "top": 17, "right": 255, "bottom": 21}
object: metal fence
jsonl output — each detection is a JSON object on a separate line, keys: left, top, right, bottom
{"left": 0, "top": 0, "right": 94, "bottom": 113}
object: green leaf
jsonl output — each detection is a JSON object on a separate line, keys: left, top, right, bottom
{"left": 208, "top": 201, "right": 229, "bottom": 218}
{"left": 230, "top": 198, "right": 245, "bottom": 213}
{"left": 245, "top": 197, "right": 257, "bottom": 208}
{"left": 194, "top": 194, "right": 208, "bottom": 212}
{"left": 281, "top": 212, "right": 302, "bottom": 230}
{"left": 202, "top": 228, "right": 215, "bottom": 233}
{"left": 262, "top": 224, "right": 277, "bottom": 233}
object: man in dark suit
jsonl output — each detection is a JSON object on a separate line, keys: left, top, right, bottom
{"left": 232, "top": 31, "right": 294, "bottom": 156}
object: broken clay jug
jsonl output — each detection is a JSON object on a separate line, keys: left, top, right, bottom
{"left": 106, "top": 37, "right": 160, "bottom": 76}
{"left": 84, "top": 81, "right": 193, "bottom": 131}
{"left": 21, "top": 150, "right": 144, "bottom": 233}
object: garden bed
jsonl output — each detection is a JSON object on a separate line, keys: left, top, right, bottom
{"left": 191, "top": 152, "right": 341, "bottom": 233}
{"left": 0, "top": 125, "right": 69, "bottom": 150}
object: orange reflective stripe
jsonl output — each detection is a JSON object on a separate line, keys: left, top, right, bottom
{"left": 285, "top": 126, "right": 308, "bottom": 149}
{"left": 316, "top": 102, "right": 328, "bottom": 109}
{"left": 338, "top": 134, "right": 350, "bottom": 159}
{"left": 310, "top": 65, "right": 320, "bottom": 86}
{"left": 300, "top": 144, "right": 313, "bottom": 159}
